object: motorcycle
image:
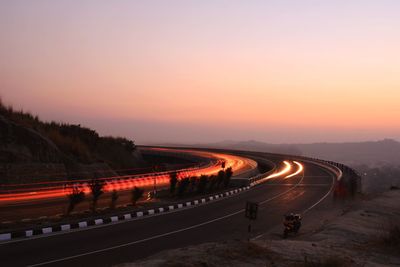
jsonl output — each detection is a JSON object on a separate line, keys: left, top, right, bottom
{"left": 283, "top": 213, "right": 302, "bottom": 238}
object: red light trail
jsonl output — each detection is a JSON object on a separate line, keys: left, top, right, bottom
{"left": 0, "top": 149, "right": 256, "bottom": 204}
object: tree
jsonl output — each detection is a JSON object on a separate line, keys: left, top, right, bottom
{"left": 88, "top": 178, "right": 104, "bottom": 212}
{"left": 66, "top": 186, "right": 85, "bottom": 215}
{"left": 208, "top": 175, "right": 217, "bottom": 192}
{"left": 223, "top": 167, "right": 233, "bottom": 188}
{"left": 197, "top": 175, "right": 209, "bottom": 194}
{"left": 110, "top": 190, "right": 119, "bottom": 209}
{"left": 189, "top": 176, "right": 197, "bottom": 193}
{"left": 169, "top": 172, "right": 178, "bottom": 195}
{"left": 131, "top": 186, "right": 144, "bottom": 206}
{"left": 177, "top": 177, "right": 190, "bottom": 197}
{"left": 216, "top": 170, "right": 225, "bottom": 188}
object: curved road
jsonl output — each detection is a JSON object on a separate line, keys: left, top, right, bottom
{"left": 0, "top": 149, "right": 257, "bottom": 222}
{"left": 0, "top": 151, "right": 337, "bottom": 267}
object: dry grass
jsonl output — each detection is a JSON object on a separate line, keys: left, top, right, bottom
{"left": 379, "top": 224, "right": 400, "bottom": 254}
{"left": 152, "top": 241, "right": 277, "bottom": 267}
{"left": 299, "top": 256, "right": 349, "bottom": 267}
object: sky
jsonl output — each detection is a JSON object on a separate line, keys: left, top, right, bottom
{"left": 1, "top": 0, "right": 400, "bottom": 144}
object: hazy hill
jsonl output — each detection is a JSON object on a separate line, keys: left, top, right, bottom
{"left": 187, "top": 140, "right": 302, "bottom": 156}
{"left": 296, "top": 139, "right": 400, "bottom": 166}
{"left": 178, "top": 139, "right": 400, "bottom": 167}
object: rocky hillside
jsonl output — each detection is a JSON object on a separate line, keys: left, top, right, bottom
{"left": 0, "top": 99, "right": 144, "bottom": 184}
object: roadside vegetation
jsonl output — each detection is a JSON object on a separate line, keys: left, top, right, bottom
{"left": 88, "top": 178, "right": 104, "bottom": 212}
{"left": 0, "top": 97, "right": 138, "bottom": 170}
{"left": 131, "top": 186, "right": 144, "bottom": 206}
{"left": 64, "top": 184, "right": 147, "bottom": 215}
{"left": 169, "top": 172, "right": 178, "bottom": 194}
{"left": 378, "top": 223, "right": 400, "bottom": 254}
{"left": 167, "top": 167, "right": 234, "bottom": 198}
{"left": 66, "top": 187, "right": 85, "bottom": 215}
{"left": 302, "top": 256, "right": 348, "bottom": 267}
{"left": 110, "top": 190, "right": 119, "bottom": 209}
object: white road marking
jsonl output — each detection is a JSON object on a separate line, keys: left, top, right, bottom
{"left": 27, "top": 170, "right": 307, "bottom": 266}
{"left": 302, "top": 168, "right": 336, "bottom": 214}
{"left": 0, "top": 185, "right": 252, "bottom": 246}
{"left": 251, "top": 164, "right": 338, "bottom": 241}
{"left": 263, "top": 183, "right": 330, "bottom": 186}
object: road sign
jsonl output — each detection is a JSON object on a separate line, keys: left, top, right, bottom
{"left": 245, "top": 201, "right": 258, "bottom": 220}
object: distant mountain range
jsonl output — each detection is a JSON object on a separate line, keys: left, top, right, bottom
{"left": 294, "top": 139, "right": 400, "bottom": 166}
{"left": 159, "top": 139, "right": 400, "bottom": 167}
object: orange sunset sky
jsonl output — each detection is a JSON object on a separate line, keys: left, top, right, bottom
{"left": 1, "top": 1, "right": 399, "bottom": 144}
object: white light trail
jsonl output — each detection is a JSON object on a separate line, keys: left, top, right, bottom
{"left": 266, "top": 161, "right": 292, "bottom": 179}
{"left": 285, "top": 161, "right": 304, "bottom": 179}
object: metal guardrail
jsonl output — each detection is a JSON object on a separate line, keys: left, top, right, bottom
{"left": 232, "top": 152, "right": 360, "bottom": 196}
{"left": 289, "top": 155, "right": 360, "bottom": 195}
{"left": 0, "top": 162, "right": 217, "bottom": 195}
{"left": 0, "top": 148, "right": 219, "bottom": 195}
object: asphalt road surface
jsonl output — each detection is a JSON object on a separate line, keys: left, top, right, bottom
{"left": 0, "top": 149, "right": 257, "bottom": 222}
{"left": 0, "top": 154, "right": 336, "bottom": 267}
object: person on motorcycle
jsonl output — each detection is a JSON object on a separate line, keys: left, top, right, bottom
{"left": 283, "top": 213, "right": 295, "bottom": 228}
{"left": 283, "top": 213, "right": 302, "bottom": 238}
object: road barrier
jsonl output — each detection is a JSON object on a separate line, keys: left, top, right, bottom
{"left": 0, "top": 186, "right": 251, "bottom": 242}
{"left": 0, "top": 150, "right": 360, "bottom": 242}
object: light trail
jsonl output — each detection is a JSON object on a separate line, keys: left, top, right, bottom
{"left": 0, "top": 149, "right": 255, "bottom": 204}
{"left": 285, "top": 161, "right": 304, "bottom": 179}
{"left": 266, "top": 161, "right": 292, "bottom": 179}
{"left": 0, "top": 162, "right": 197, "bottom": 188}
{"left": 251, "top": 160, "right": 293, "bottom": 186}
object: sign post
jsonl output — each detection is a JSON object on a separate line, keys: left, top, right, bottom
{"left": 245, "top": 201, "right": 258, "bottom": 240}
{"left": 152, "top": 165, "right": 160, "bottom": 198}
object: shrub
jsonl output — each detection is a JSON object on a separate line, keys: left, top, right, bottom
{"left": 197, "top": 175, "right": 209, "bottom": 194}
{"left": 0, "top": 97, "right": 138, "bottom": 170}
{"left": 88, "top": 178, "right": 104, "bottom": 212}
{"left": 131, "top": 186, "right": 144, "bottom": 205}
{"left": 189, "top": 176, "right": 197, "bottom": 192}
{"left": 110, "top": 190, "right": 119, "bottom": 209}
{"left": 224, "top": 167, "right": 233, "bottom": 188}
{"left": 66, "top": 186, "right": 85, "bottom": 215}
{"left": 47, "top": 129, "right": 92, "bottom": 163}
{"left": 177, "top": 177, "right": 190, "bottom": 197}
{"left": 95, "top": 136, "right": 137, "bottom": 170}
{"left": 380, "top": 224, "right": 400, "bottom": 253}
{"left": 169, "top": 172, "right": 178, "bottom": 194}
{"left": 208, "top": 175, "right": 217, "bottom": 192}
{"left": 216, "top": 170, "right": 225, "bottom": 188}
